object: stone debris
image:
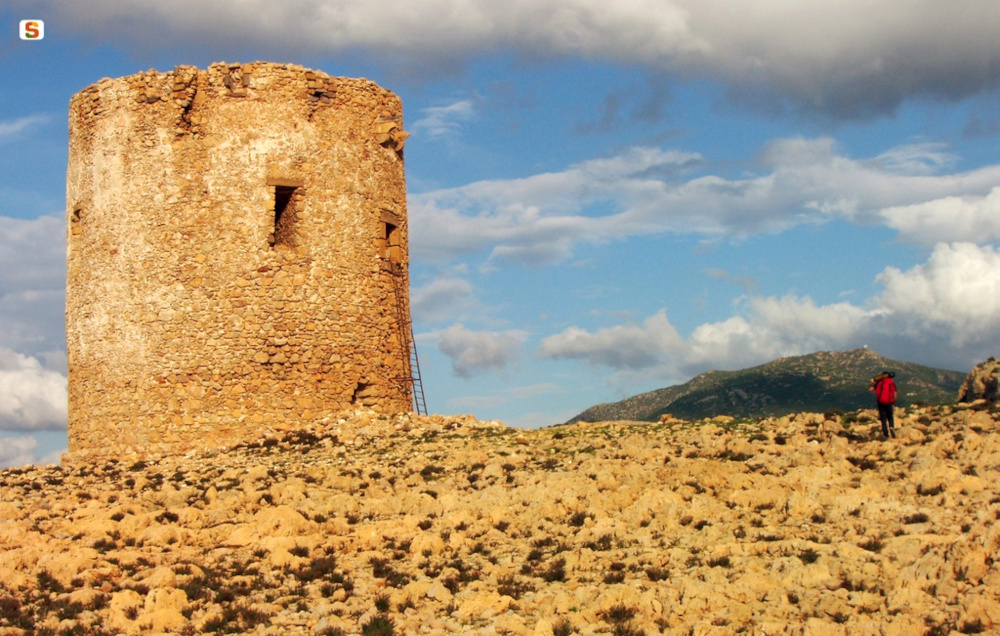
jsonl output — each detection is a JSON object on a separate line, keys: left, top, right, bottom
{"left": 959, "top": 357, "right": 1000, "bottom": 404}
{"left": 1, "top": 404, "right": 999, "bottom": 635}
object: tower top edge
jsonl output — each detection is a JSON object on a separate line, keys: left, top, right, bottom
{"left": 70, "top": 61, "right": 397, "bottom": 104}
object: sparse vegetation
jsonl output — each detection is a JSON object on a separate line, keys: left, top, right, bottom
{"left": 1, "top": 399, "right": 996, "bottom": 634}
{"left": 799, "top": 548, "right": 821, "bottom": 564}
{"left": 497, "top": 573, "right": 533, "bottom": 599}
{"left": 917, "top": 483, "right": 946, "bottom": 497}
{"left": 859, "top": 537, "right": 885, "bottom": 553}
{"left": 568, "top": 511, "right": 590, "bottom": 527}
{"left": 540, "top": 557, "right": 567, "bottom": 582}
{"left": 847, "top": 456, "right": 878, "bottom": 471}
{"left": 361, "top": 614, "right": 395, "bottom": 636}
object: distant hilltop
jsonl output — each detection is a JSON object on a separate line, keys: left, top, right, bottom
{"left": 567, "top": 348, "right": 967, "bottom": 424}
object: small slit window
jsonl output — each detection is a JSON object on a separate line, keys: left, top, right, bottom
{"left": 70, "top": 207, "right": 84, "bottom": 236}
{"left": 380, "top": 221, "right": 401, "bottom": 262}
{"left": 271, "top": 185, "right": 299, "bottom": 248}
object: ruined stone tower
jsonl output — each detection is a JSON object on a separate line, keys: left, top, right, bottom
{"left": 65, "top": 62, "right": 414, "bottom": 461}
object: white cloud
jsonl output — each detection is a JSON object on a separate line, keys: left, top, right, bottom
{"left": 0, "top": 290, "right": 67, "bottom": 357}
{"left": 875, "top": 242, "right": 1000, "bottom": 345}
{"left": 23, "top": 0, "right": 1000, "bottom": 118}
{"left": 411, "top": 139, "right": 1000, "bottom": 266}
{"left": 411, "top": 277, "right": 476, "bottom": 323}
{"left": 539, "top": 309, "right": 685, "bottom": 369}
{"left": 0, "top": 348, "right": 68, "bottom": 432}
{"left": 0, "top": 435, "right": 63, "bottom": 469}
{"left": 411, "top": 99, "right": 476, "bottom": 140}
{"left": 37, "top": 448, "right": 66, "bottom": 466}
{"left": 686, "top": 298, "right": 867, "bottom": 370}
{"left": 0, "top": 216, "right": 67, "bottom": 356}
{"left": 539, "top": 242, "right": 1000, "bottom": 386}
{"left": 436, "top": 323, "right": 528, "bottom": 378}
{"left": 0, "top": 435, "right": 39, "bottom": 469}
{"left": 868, "top": 143, "right": 960, "bottom": 176}
{"left": 0, "top": 115, "right": 50, "bottom": 140}
{"left": 880, "top": 187, "right": 1000, "bottom": 246}
{"left": 0, "top": 215, "right": 66, "bottom": 293}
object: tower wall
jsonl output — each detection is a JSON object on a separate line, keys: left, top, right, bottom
{"left": 65, "top": 62, "right": 413, "bottom": 461}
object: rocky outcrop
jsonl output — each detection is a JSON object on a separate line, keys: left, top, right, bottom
{"left": 2, "top": 406, "right": 999, "bottom": 635}
{"left": 958, "top": 357, "right": 1000, "bottom": 404}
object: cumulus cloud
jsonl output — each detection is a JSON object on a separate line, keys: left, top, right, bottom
{"left": 539, "top": 310, "right": 685, "bottom": 369}
{"left": 0, "top": 348, "right": 67, "bottom": 431}
{"left": 436, "top": 323, "right": 528, "bottom": 378}
{"left": 410, "top": 146, "right": 699, "bottom": 263}
{"left": 0, "top": 215, "right": 66, "bottom": 293}
{"left": 0, "top": 216, "right": 67, "bottom": 356}
{"left": 19, "top": 0, "right": 1000, "bottom": 118}
{"left": 687, "top": 297, "right": 869, "bottom": 370}
{"left": 539, "top": 242, "right": 1000, "bottom": 385}
{"left": 410, "top": 277, "right": 476, "bottom": 323}
{"left": 880, "top": 187, "right": 1000, "bottom": 246}
{"left": 0, "top": 435, "right": 39, "bottom": 469}
{"left": 411, "top": 139, "right": 1000, "bottom": 266}
{"left": 875, "top": 242, "right": 1000, "bottom": 344}
{"left": 37, "top": 447, "right": 66, "bottom": 466}
{"left": 0, "top": 435, "right": 62, "bottom": 469}
{"left": 539, "top": 300, "right": 858, "bottom": 379}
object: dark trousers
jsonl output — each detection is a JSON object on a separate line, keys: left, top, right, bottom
{"left": 878, "top": 402, "right": 895, "bottom": 437}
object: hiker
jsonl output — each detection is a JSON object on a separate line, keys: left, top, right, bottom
{"left": 870, "top": 371, "right": 897, "bottom": 438}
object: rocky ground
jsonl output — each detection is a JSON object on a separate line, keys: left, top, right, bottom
{"left": 1, "top": 403, "right": 999, "bottom": 636}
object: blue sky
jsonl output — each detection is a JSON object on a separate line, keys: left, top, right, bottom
{"left": 2, "top": 1, "right": 1000, "bottom": 467}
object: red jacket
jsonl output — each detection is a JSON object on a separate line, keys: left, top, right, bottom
{"left": 875, "top": 377, "right": 897, "bottom": 405}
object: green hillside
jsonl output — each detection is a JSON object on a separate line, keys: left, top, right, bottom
{"left": 568, "top": 348, "right": 966, "bottom": 423}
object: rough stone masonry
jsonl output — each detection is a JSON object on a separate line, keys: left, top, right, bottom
{"left": 65, "top": 62, "right": 414, "bottom": 463}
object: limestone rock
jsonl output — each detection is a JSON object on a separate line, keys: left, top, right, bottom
{"left": 958, "top": 356, "right": 1000, "bottom": 403}
{"left": 1, "top": 408, "right": 998, "bottom": 634}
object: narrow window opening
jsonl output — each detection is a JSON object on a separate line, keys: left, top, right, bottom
{"left": 272, "top": 186, "right": 298, "bottom": 248}
{"left": 381, "top": 222, "right": 401, "bottom": 262}
{"left": 70, "top": 207, "right": 83, "bottom": 236}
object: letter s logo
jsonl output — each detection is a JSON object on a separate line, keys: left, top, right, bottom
{"left": 20, "top": 20, "right": 45, "bottom": 40}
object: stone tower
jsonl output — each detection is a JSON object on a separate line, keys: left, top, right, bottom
{"left": 65, "top": 62, "right": 414, "bottom": 461}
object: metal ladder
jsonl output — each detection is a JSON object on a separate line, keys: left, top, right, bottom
{"left": 389, "top": 263, "right": 427, "bottom": 415}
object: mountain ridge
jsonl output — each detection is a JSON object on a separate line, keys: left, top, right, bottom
{"left": 568, "top": 348, "right": 966, "bottom": 424}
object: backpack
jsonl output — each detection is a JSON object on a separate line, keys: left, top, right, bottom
{"left": 875, "top": 377, "right": 897, "bottom": 404}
